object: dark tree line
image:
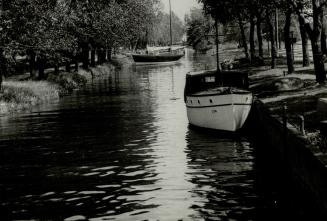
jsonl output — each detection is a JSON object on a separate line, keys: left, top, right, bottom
{"left": 0, "top": 0, "right": 184, "bottom": 89}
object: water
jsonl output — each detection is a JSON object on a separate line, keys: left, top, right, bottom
{"left": 0, "top": 50, "right": 315, "bottom": 220}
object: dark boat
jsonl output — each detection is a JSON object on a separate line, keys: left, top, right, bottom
{"left": 132, "top": 53, "right": 184, "bottom": 63}
{"left": 132, "top": 0, "right": 184, "bottom": 64}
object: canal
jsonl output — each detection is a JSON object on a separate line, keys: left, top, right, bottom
{"left": 0, "top": 50, "right": 319, "bottom": 220}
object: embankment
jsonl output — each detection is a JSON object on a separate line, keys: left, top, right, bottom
{"left": 0, "top": 63, "right": 116, "bottom": 115}
{"left": 247, "top": 100, "right": 327, "bottom": 217}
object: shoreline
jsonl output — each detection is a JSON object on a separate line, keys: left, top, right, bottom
{"left": 0, "top": 62, "right": 119, "bottom": 115}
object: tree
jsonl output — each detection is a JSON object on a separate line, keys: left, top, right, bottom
{"left": 0, "top": 0, "right": 169, "bottom": 85}
{"left": 291, "top": 0, "right": 327, "bottom": 83}
{"left": 284, "top": 6, "right": 295, "bottom": 73}
{"left": 237, "top": 14, "right": 250, "bottom": 59}
{"left": 1, "top": 0, "right": 78, "bottom": 78}
{"left": 198, "top": 0, "right": 253, "bottom": 59}
{"left": 298, "top": 14, "right": 311, "bottom": 67}
{"left": 148, "top": 11, "right": 185, "bottom": 46}
{"left": 185, "top": 8, "right": 213, "bottom": 50}
{"left": 266, "top": 8, "right": 278, "bottom": 69}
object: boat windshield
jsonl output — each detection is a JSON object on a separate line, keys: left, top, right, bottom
{"left": 185, "top": 74, "right": 219, "bottom": 95}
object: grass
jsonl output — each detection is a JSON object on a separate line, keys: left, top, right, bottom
{"left": 0, "top": 81, "right": 60, "bottom": 114}
{"left": 0, "top": 63, "right": 116, "bottom": 115}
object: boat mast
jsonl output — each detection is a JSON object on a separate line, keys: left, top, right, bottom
{"left": 169, "top": 0, "right": 173, "bottom": 49}
{"left": 215, "top": 17, "right": 222, "bottom": 85}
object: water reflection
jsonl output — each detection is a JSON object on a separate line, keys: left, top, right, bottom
{"left": 186, "top": 129, "right": 256, "bottom": 220}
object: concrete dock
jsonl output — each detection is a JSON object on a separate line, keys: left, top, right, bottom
{"left": 247, "top": 99, "right": 327, "bottom": 217}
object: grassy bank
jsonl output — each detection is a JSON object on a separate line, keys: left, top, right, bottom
{"left": 0, "top": 81, "right": 60, "bottom": 114}
{"left": 0, "top": 63, "right": 116, "bottom": 115}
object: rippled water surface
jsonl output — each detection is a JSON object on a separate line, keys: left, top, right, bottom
{"left": 0, "top": 50, "right": 309, "bottom": 220}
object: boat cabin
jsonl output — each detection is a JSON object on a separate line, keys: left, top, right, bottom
{"left": 184, "top": 70, "right": 249, "bottom": 100}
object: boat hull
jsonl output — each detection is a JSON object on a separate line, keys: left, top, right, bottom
{"left": 132, "top": 54, "right": 184, "bottom": 63}
{"left": 185, "top": 93, "right": 252, "bottom": 131}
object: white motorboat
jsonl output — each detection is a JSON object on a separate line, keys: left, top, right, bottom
{"left": 184, "top": 70, "right": 253, "bottom": 131}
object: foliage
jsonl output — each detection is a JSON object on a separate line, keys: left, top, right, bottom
{"left": 184, "top": 7, "right": 213, "bottom": 49}
{"left": 148, "top": 10, "right": 185, "bottom": 46}
{"left": 0, "top": 0, "right": 169, "bottom": 80}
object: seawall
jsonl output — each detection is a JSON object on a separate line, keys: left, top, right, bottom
{"left": 248, "top": 100, "right": 327, "bottom": 217}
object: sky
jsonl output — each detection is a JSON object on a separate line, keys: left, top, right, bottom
{"left": 161, "top": 0, "right": 201, "bottom": 21}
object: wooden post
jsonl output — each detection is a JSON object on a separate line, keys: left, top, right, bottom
{"left": 298, "top": 115, "right": 305, "bottom": 136}
{"left": 283, "top": 103, "right": 288, "bottom": 147}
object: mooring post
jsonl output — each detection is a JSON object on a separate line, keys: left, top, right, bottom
{"left": 298, "top": 115, "right": 305, "bottom": 136}
{"left": 282, "top": 103, "right": 287, "bottom": 130}
{"left": 282, "top": 103, "right": 288, "bottom": 149}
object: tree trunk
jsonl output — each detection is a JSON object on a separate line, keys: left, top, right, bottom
{"left": 27, "top": 50, "right": 36, "bottom": 78}
{"left": 107, "top": 47, "right": 112, "bottom": 61}
{"left": 54, "top": 64, "right": 59, "bottom": 75}
{"left": 82, "top": 44, "right": 89, "bottom": 69}
{"left": 101, "top": 49, "right": 106, "bottom": 62}
{"left": 322, "top": 29, "right": 327, "bottom": 55}
{"left": 37, "top": 54, "right": 46, "bottom": 80}
{"left": 65, "top": 59, "right": 71, "bottom": 72}
{"left": 54, "top": 56, "right": 59, "bottom": 75}
{"left": 238, "top": 15, "right": 249, "bottom": 59}
{"left": 97, "top": 49, "right": 101, "bottom": 64}
{"left": 0, "top": 48, "right": 4, "bottom": 91}
{"left": 250, "top": 14, "right": 256, "bottom": 61}
{"left": 91, "top": 48, "right": 96, "bottom": 67}
{"left": 98, "top": 49, "right": 105, "bottom": 65}
{"left": 311, "top": 2, "right": 326, "bottom": 83}
{"left": 312, "top": 40, "right": 325, "bottom": 83}
{"left": 256, "top": 15, "right": 264, "bottom": 59}
{"left": 275, "top": 9, "right": 280, "bottom": 52}
{"left": 322, "top": 15, "right": 327, "bottom": 55}
{"left": 132, "top": 39, "right": 139, "bottom": 51}
{"left": 74, "top": 56, "right": 79, "bottom": 72}
{"left": 284, "top": 9, "right": 294, "bottom": 74}
{"left": 298, "top": 15, "right": 310, "bottom": 67}
{"left": 267, "top": 12, "right": 277, "bottom": 69}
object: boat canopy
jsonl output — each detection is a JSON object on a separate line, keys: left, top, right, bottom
{"left": 184, "top": 70, "right": 249, "bottom": 98}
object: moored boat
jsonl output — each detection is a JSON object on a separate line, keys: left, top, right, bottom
{"left": 132, "top": 52, "right": 184, "bottom": 63}
{"left": 184, "top": 70, "right": 253, "bottom": 131}
{"left": 132, "top": 0, "right": 184, "bottom": 64}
